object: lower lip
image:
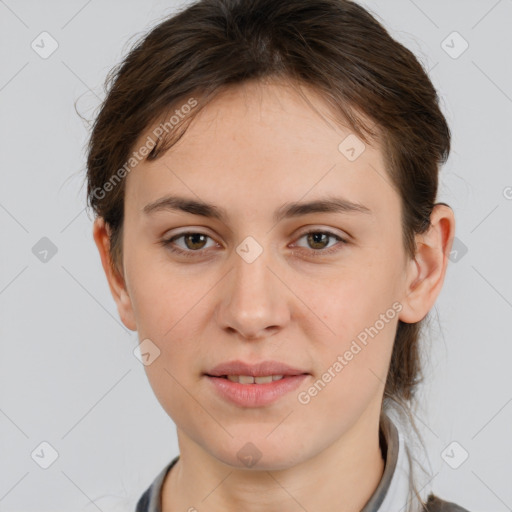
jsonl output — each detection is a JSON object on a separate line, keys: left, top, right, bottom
{"left": 205, "top": 375, "right": 309, "bottom": 407}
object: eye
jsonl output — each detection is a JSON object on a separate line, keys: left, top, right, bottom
{"left": 160, "top": 229, "right": 348, "bottom": 259}
{"left": 291, "top": 229, "right": 347, "bottom": 257}
{"left": 161, "top": 232, "right": 219, "bottom": 257}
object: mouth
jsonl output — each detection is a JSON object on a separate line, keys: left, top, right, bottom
{"left": 204, "top": 361, "right": 310, "bottom": 407}
{"left": 205, "top": 359, "right": 309, "bottom": 379}
{"left": 207, "top": 374, "right": 300, "bottom": 384}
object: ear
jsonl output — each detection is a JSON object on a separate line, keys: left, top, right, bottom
{"left": 399, "top": 204, "right": 456, "bottom": 323}
{"left": 92, "top": 217, "right": 137, "bottom": 331}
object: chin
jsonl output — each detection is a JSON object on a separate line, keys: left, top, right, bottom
{"left": 210, "top": 441, "right": 306, "bottom": 472}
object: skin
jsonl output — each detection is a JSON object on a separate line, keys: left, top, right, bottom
{"left": 93, "top": 78, "right": 455, "bottom": 512}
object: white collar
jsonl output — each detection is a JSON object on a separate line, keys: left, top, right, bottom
{"left": 362, "top": 412, "right": 433, "bottom": 512}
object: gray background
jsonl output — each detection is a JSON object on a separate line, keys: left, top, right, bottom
{"left": 0, "top": 0, "right": 511, "bottom": 510}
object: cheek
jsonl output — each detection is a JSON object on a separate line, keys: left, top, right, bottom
{"left": 301, "top": 314, "right": 396, "bottom": 428}
{"left": 309, "top": 262, "right": 401, "bottom": 340}
{"left": 143, "top": 357, "right": 205, "bottom": 440}
{"left": 125, "top": 243, "right": 197, "bottom": 336}
{"left": 298, "top": 265, "right": 399, "bottom": 395}
{"left": 126, "top": 255, "right": 211, "bottom": 380}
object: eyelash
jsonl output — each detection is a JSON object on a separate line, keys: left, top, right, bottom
{"left": 160, "top": 229, "right": 348, "bottom": 259}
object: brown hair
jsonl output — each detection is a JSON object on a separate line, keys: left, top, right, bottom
{"left": 85, "top": 0, "right": 450, "bottom": 445}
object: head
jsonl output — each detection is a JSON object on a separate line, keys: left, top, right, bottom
{"left": 87, "top": 0, "right": 454, "bottom": 470}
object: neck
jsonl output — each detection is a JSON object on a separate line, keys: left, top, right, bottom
{"left": 162, "top": 408, "right": 386, "bottom": 512}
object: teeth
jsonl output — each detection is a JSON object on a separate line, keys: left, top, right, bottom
{"left": 255, "top": 376, "right": 273, "bottom": 384}
{"left": 225, "top": 375, "right": 284, "bottom": 384}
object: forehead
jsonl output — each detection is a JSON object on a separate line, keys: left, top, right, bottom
{"left": 125, "top": 80, "right": 399, "bottom": 224}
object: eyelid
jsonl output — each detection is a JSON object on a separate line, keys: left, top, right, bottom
{"left": 161, "top": 226, "right": 349, "bottom": 258}
{"left": 290, "top": 228, "right": 348, "bottom": 257}
{"left": 293, "top": 225, "right": 349, "bottom": 241}
{"left": 162, "top": 230, "right": 221, "bottom": 254}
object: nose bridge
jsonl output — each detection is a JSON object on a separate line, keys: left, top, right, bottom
{"left": 216, "top": 236, "right": 290, "bottom": 339}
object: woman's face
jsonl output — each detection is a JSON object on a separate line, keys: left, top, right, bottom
{"left": 105, "top": 80, "right": 418, "bottom": 469}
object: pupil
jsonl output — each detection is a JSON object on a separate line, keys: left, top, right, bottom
{"left": 309, "top": 232, "right": 327, "bottom": 249}
{"left": 186, "top": 233, "right": 206, "bottom": 250}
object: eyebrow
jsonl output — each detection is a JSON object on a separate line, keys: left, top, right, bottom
{"left": 142, "top": 194, "right": 372, "bottom": 223}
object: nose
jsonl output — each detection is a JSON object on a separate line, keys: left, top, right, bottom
{"left": 215, "top": 243, "right": 291, "bottom": 341}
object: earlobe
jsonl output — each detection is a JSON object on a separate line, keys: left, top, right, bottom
{"left": 92, "top": 217, "right": 137, "bottom": 331}
{"left": 399, "top": 204, "right": 456, "bottom": 324}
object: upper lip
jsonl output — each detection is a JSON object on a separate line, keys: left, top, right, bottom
{"left": 206, "top": 360, "right": 309, "bottom": 377}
